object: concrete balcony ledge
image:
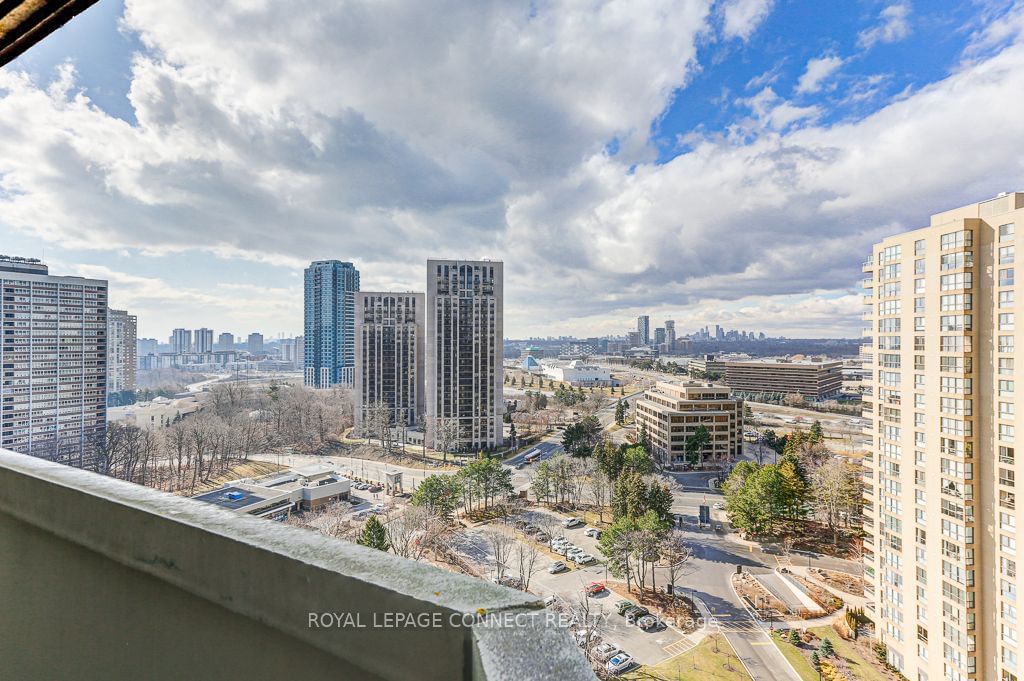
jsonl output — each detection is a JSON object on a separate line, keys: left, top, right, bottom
{"left": 0, "top": 449, "right": 594, "bottom": 681}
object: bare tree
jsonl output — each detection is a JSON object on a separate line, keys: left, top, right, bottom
{"left": 515, "top": 541, "right": 542, "bottom": 592}
{"left": 433, "top": 417, "right": 460, "bottom": 463}
{"left": 367, "top": 400, "right": 395, "bottom": 455}
{"left": 485, "top": 529, "right": 515, "bottom": 583}
{"left": 660, "top": 531, "right": 693, "bottom": 609}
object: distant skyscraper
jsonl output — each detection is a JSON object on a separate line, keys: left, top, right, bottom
{"left": 654, "top": 327, "right": 666, "bottom": 346}
{"left": 137, "top": 338, "right": 158, "bottom": 359}
{"left": 247, "top": 332, "right": 264, "bottom": 355}
{"left": 216, "top": 332, "right": 234, "bottom": 351}
{"left": 171, "top": 328, "right": 192, "bottom": 354}
{"left": 193, "top": 327, "right": 214, "bottom": 353}
{"left": 279, "top": 335, "right": 305, "bottom": 368}
{"left": 355, "top": 292, "right": 424, "bottom": 436}
{"left": 0, "top": 256, "right": 107, "bottom": 466}
{"left": 107, "top": 309, "right": 137, "bottom": 396}
{"left": 426, "top": 259, "right": 502, "bottom": 450}
{"left": 664, "top": 320, "right": 676, "bottom": 351}
{"left": 304, "top": 260, "right": 360, "bottom": 388}
{"left": 715, "top": 324, "right": 724, "bottom": 340}
{"left": 637, "top": 315, "right": 650, "bottom": 345}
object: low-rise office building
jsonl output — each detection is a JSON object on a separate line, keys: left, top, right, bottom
{"left": 192, "top": 463, "right": 351, "bottom": 520}
{"left": 723, "top": 359, "right": 843, "bottom": 400}
{"left": 540, "top": 359, "right": 613, "bottom": 386}
{"left": 634, "top": 381, "right": 743, "bottom": 469}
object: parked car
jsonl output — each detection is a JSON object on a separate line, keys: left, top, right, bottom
{"left": 563, "top": 517, "right": 583, "bottom": 528}
{"left": 566, "top": 547, "right": 584, "bottom": 560}
{"left": 584, "top": 528, "right": 602, "bottom": 538}
{"left": 712, "top": 502, "right": 724, "bottom": 510}
{"left": 573, "top": 628, "right": 600, "bottom": 647}
{"left": 543, "top": 595, "right": 558, "bottom": 607}
{"left": 369, "top": 485, "right": 383, "bottom": 493}
{"left": 524, "top": 525, "right": 541, "bottom": 534}
{"left": 606, "top": 653, "right": 634, "bottom": 675}
{"left": 624, "top": 606, "right": 650, "bottom": 624}
{"left": 535, "top": 532, "right": 550, "bottom": 543}
{"left": 592, "top": 642, "right": 619, "bottom": 662}
{"left": 614, "top": 600, "right": 636, "bottom": 616}
{"left": 637, "top": 615, "right": 664, "bottom": 631}
{"left": 584, "top": 582, "right": 606, "bottom": 596}
{"left": 548, "top": 561, "right": 567, "bottom": 574}
{"left": 571, "top": 553, "right": 595, "bottom": 565}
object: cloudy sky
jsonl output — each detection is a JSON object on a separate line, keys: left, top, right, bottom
{"left": 2, "top": 0, "right": 1023, "bottom": 341}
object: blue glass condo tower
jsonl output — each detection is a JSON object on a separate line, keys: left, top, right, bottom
{"left": 304, "top": 260, "right": 360, "bottom": 388}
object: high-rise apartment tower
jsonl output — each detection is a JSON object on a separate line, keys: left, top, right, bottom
{"left": 863, "top": 192, "right": 1024, "bottom": 681}
{"left": 0, "top": 256, "right": 107, "bottom": 467}
{"left": 425, "top": 260, "right": 502, "bottom": 451}
{"left": 304, "top": 261, "right": 360, "bottom": 388}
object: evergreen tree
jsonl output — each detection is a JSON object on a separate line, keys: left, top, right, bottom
{"left": 358, "top": 515, "right": 391, "bottom": 552}
{"left": 811, "top": 652, "right": 821, "bottom": 671}
{"left": 810, "top": 420, "right": 824, "bottom": 443}
{"left": 684, "top": 424, "right": 712, "bottom": 467}
{"left": 819, "top": 637, "right": 835, "bottom": 657}
{"left": 647, "top": 480, "right": 673, "bottom": 522}
{"left": 778, "top": 453, "right": 810, "bottom": 520}
{"left": 596, "top": 440, "right": 625, "bottom": 481}
{"left": 788, "top": 628, "right": 800, "bottom": 645}
{"left": 623, "top": 445, "right": 654, "bottom": 475}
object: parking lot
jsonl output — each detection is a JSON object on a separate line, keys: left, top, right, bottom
{"left": 451, "top": 507, "right": 695, "bottom": 668}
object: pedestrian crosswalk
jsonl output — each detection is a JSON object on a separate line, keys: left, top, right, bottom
{"left": 705, "top": 616, "right": 763, "bottom": 633}
{"left": 662, "top": 638, "right": 697, "bottom": 657}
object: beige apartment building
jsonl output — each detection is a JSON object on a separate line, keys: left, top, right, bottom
{"left": 862, "top": 192, "right": 1024, "bottom": 681}
{"left": 723, "top": 358, "right": 843, "bottom": 400}
{"left": 634, "top": 381, "right": 743, "bottom": 469}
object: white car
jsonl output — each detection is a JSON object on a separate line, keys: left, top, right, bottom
{"left": 593, "top": 642, "right": 619, "bottom": 662}
{"left": 548, "top": 561, "right": 568, "bottom": 574}
{"left": 571, "top": 553, "right": 595, "bottom": 565}
{"left": 574, "top": 628, "right": 600, "bottom": 647}
{"left": 712, "top": 502, "right": 724, "bottom": 510}
{"left": 606, "top": 653, "right": 634, "bottom": 675}
{"left": 584, "top": 528, "right": 602, "bottom": 538}
{"left": 563, "top": 517, "right": 583, "bottom": 528}
{"left": 565, "top": 547, "right": 584, "bottom": 559}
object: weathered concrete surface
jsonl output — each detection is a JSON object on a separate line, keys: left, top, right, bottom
{"left": 0, "top": 450, "right": 595, "bottom": 681}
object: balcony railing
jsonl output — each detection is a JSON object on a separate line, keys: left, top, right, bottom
{"left": 0, "top": 449, "right": 594, "bottom": 680}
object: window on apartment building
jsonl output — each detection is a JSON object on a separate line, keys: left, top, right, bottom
{"left": 915, "top": 239, "right": 926, "bottom": 255}
{"left": 1004, "top": 556, "right": 1018, "bottom": 578}
{"left": 1002, "top": 224, "right": 1016, "bottom": 242}
{"left": 1002, "top": 336, "right": 1017, "bottom": 353}
{"left": 915, "top": 278, "right": 925, "bottom": 293}
{"left": 914, "top": 336, "right": 925, "bottom": 351}
{"left": 1003, "top": 425, "right": 1017, "bottom": 444}
{"left": 915, "top": 258, "right": 925, "bottom": 274}
{"left": 1002, "top": 268, "right": 1016, "bottom": 287}
{"left": 1003, "top": 447, "right": 1017, "bottom": 465}
{"left": 1003, "top": 291, "right": 1017, "bottom": 308}
{"left": 1002, "top": 380, "right": 1017, "bottom": 397}
{"left": 941, "top": 293, "right": 972, "bottom": 311}
{"left": 1002, "top": 314, "right": 1016, "bottom": 331}
{"left": 1004, "top": 468, "right": 1018, "bottom": 488}
{"left": 1002, "top": 245, "right": 1017, "bottom": 264}
{"left": 940, "top": 251, "right": 973, "bottom": 270}
{"left": 914, "top": 297, "right": 925, "bottom": 312}
{"left": 915, "top": 317, "right": 925, "bottom": 331}
{"left": 941, "top": 272, "right": 973, "bottom": 291}
{"left": 1002, "top": 402, "right": 1016, "bottom": 421}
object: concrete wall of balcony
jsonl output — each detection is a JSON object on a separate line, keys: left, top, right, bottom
{"left": 0, "top": 449, "right": 594, "bottom": 681}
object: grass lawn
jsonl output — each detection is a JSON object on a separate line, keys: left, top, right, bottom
{"left": 625, "top": 635, "right": 752, "bottom": 681}
{"left": 772, "top": 629, "right": 892, "bottom": 681}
